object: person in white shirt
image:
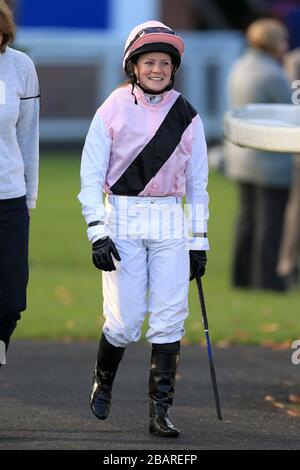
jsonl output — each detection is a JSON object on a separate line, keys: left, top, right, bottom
{"left": 0, "top": 0, "right": 39, "bottom": 366}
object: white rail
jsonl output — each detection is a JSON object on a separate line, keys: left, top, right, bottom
{"left": 16, "top": 28, "right": 244, "bottom": 142}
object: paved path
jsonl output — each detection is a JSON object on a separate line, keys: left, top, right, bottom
{"left": 0, "top": 340, "right": 299, "bottom": 450}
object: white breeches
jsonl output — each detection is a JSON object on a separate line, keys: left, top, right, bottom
{"left": 102, "top": 195, "right": 190, "bottom": 348}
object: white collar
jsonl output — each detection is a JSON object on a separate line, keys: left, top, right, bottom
{"left": 145, "top": 93, "right": 163, "bottom": 105}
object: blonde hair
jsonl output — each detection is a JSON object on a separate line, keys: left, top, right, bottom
{"left": 0, "top": 0, "right": 15, "bottom": 53}
{"left": 246, "top": 18, "right": 288, "bottom": 55}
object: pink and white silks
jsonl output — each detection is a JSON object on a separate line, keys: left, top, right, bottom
{"left": 78, "top": 84, "right": 209, "bottom": 347}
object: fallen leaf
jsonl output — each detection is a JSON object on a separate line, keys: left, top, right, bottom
{"left": 191, "top": 322, "right": 202, "bottom": 331}
{"left": 272, "top": 401, "right": 285, "bottom": 409}
{"left": 233, "top": 331, "right": 249, "bottom": 341}
{"left": 260, "top": 323, "right": 279, "bottom": 333}
{"left": 61, "top": 336, "right": 73, "bottom": 343}
{"left": 272, "top": 341, "right": 293, "bottom": 351}
{"left": 288, "top": 393, "right": 300, "bottom": 404}
{"left": 216, "top": 340, "right": 232, "bottom": 348}
{"left": 264, "top": 395, "right": 275, "bottom": 402}
{"left": 65, "top": 320, "right": 75, "bottom": 330}
{"left": 260, "top": 340, "right": 275, "bottom": 348}
{"left": 54, "top": 286, "right": 74, "bottom": 306}
{"left": 261, "top": 307, "right": 272, "bottom": 317}
{"left": 287, "top": 409, "right": 300, "bottom": 417}
{"left": 265, "top": 393, "right": 300, "bottom": 418}
{"left": 180, "top": 337, "right": 190, "bottom": 346}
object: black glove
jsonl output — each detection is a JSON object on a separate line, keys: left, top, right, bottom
{"left": 189, "top": 250, "right": 207, "bottom": 281}
{"left": 92, "top": 237, "right": 121, "bottom": 271}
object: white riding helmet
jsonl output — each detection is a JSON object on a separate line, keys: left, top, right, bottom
{"left": 123, "top": 20, "right": 185, "bottom": 78}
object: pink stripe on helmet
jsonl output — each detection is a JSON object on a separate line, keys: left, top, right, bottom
{"left": 123, "top": 20, "right": 184, "bottom": 72}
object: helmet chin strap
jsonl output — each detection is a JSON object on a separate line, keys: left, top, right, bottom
{"left": 131, "top": 82, "right": 138, "bottom": 105}
{"left": 136, "top": 81, "right": 171, "bottom": 95}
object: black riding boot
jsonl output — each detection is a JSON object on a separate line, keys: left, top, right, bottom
{"left": 0, "top": 311, "right": 21, "bottom": 366}
{"left": 90, "top": 333, "right": 125, "bottom": 420}
{"left": 149, "top": 341, "right": 180, "bottom": 437}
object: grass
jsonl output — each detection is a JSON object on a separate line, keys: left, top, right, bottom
{"left": 15, "top": 152, "right": 300, "bottom": 345}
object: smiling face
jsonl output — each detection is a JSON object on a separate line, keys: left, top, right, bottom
{"left": 133, "top": 52, "right": 173, "bottom": 93}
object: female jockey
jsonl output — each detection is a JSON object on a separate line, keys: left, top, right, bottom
{"left": 78, "top": 20, "right": 209, "bottom": 437}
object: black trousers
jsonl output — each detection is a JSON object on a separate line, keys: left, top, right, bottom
{"left": 0, "top": 196, "right": 29, "bottom": 351}
{"left": 232, "top": 183, "right": 289, "bottom": 291}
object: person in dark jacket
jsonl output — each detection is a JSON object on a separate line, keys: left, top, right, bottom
{"left": 224, "top": 18, "right": 292, "bottom": 291}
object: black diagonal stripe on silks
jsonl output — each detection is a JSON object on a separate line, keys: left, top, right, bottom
{"left": 110, "top": 95, "right": 197, "bottom": 195}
